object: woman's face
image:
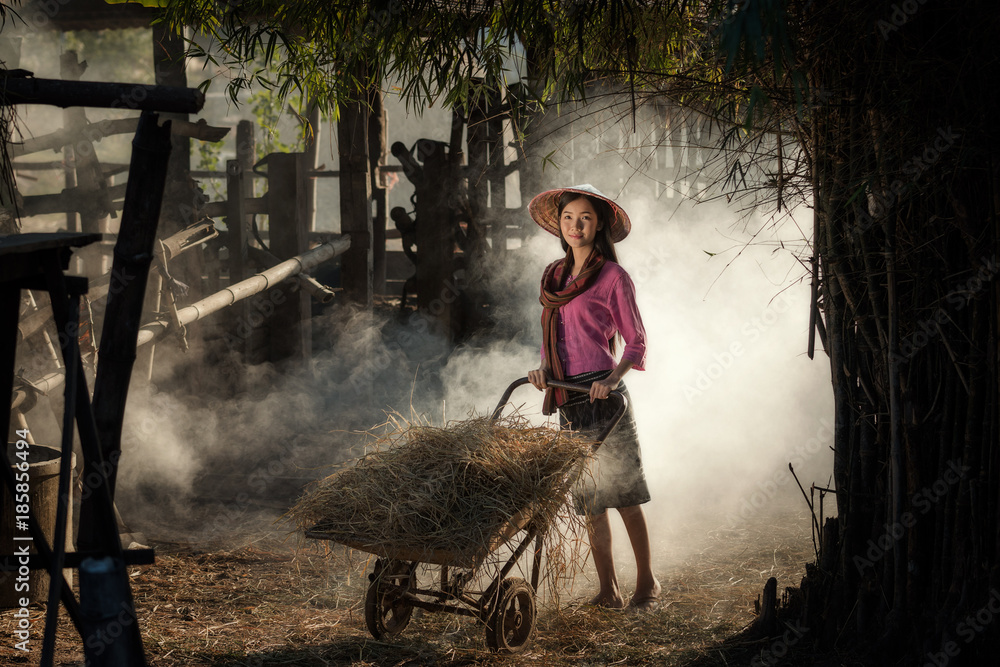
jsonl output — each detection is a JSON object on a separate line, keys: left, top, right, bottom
{"left": 559, "top": 196, "right": 601, "bottom": 251}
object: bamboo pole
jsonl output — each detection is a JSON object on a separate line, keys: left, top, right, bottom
{"left": 134, "top": 235, "right": 350, "bottom": 347}
{"left": 246, "top": 245, "right": 336, "bottom": 303}
{"left": 12, "top": 239, "right": 345, "bottom": 411}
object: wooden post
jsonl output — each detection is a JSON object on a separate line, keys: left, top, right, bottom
{"left": 61, "top": 52, "right": 111, "bottom": 274}
{"left": 225, "top": 158, "right": 250, "bottom": 372}
{"left": 152, "top": 24, "right": 191, "bottom": 188}
{"left": 338, "top": 96, "right": 373, "bottom": 305}
{"left": 86, "top": 112, "right": 172, "bottom": 512}
{"left": 302, "top": 100, "right": 320, "bottom": 232}
{"left": 83, "top": 112, "right": 173, "bottom": 665}
{"left": 236, "top": 120, "right": 256, "bottom": 197}
{"left": 226, "top": 160, "right": 248, "bottom": 283}
{"left": 265, "top": 152, "right": 310, "bottom": 363}
{"left": 487, "top": 87, "right": 507, "bottom": 257}
{"left": 150, "top": 25, "right": 219, "bottom": 386}
{"left": 60, "top": 54, "right": 79, "bottom": 235}
{"left": 369, "top": 88, "right": 388, "bottom": 295}
{"left": 468, "top": 92, "right": 490, "bottom": 244}
{"left": 414, "top": 140, "right": 453, "bottom": 333}
{"left": 234, "top": 120, "right": 264, "bottom": 364}
{"left": 151, "top": 25, "right": 206, "bottom": 318}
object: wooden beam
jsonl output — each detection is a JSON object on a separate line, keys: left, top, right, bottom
{"left": 10, "top": 117, "right": 228, "bottom": 159}
{"left": 20, "top": 183, "right": 127, "bottom": 217}
{"left": 1, "top": 76, "right": 204, "bottom": 113}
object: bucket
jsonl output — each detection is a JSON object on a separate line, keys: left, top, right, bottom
{"left": 0, "top": 442, "right": 75, "bottom": 607}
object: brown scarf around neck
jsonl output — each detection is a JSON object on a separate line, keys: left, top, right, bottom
{"left": 539, "top": 247, "right": 606, "bottom": 414}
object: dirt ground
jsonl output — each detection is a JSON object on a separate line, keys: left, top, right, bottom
{"left": 0, "top": 502, "right": 875, "bottom": 666}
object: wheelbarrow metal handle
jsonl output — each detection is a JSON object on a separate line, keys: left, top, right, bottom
{"left": 491, "top": 377, "right": 629, "bottom": 451}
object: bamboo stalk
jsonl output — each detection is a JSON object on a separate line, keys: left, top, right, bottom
{"left": 134, "top": 235, "right": 349, "bottom": 347}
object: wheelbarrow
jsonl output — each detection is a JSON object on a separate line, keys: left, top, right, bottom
{"left": 305, "top": 377, "right": 627, "bottom": 654}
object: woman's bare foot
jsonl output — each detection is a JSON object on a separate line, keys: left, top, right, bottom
{"left": 589, "top": 591, "right": 626, "bottom": 609}
{"left": 628, "top": 578, "right": 662, "bottom": 611}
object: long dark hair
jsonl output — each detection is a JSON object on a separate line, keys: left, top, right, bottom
{"left": 557, "top": 192, "right": 619, "bottom": 264}
{"left": 556, "top": 192, "right": 621, "bottom": 356}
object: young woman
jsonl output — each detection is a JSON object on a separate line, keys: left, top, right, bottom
{"left": 526, "top": 184, "right": 661, "bottom": 610}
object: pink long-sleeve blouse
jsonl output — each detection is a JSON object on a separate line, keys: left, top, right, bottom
{"left": 542, "top": 261, "right": 647, "bottom": 376}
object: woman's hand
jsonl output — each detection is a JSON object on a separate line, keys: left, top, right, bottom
{"left": 589, "top": 375, "right": 619, "bottom": 402}
{"left": 528, "top": 368, "right": 549, "bottom": 391}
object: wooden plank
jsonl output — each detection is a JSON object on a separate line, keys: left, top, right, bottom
{"left": 0, "top": 232, "right": 102, "bottom": 255}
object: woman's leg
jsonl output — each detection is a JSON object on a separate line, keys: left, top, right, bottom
{"left": 618, "top": 505, "right": 661, "bottom": 605}
{"left": 588, "top": 510, "right": 625, "bottom": 607}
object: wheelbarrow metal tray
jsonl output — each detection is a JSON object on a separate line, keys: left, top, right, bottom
{"left": 305, "top": 509, "right": 531, "bottom": 567}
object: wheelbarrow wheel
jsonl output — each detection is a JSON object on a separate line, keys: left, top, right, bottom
{"left": 485, "top": 577, "right": 536, "bottom": 653}
{"left": 364, "top": 559, "right": 414, "bottom": 639}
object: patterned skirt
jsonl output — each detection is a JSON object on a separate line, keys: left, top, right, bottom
{"left": 558, "top": 369, "right": 651, "bottom": 515}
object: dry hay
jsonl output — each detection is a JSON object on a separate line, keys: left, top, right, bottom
{"left": 288, "top": 414, "right": 595, "bottom": 569}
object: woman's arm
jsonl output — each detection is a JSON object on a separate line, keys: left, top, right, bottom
{"left": 528, "top": 366, "right": 548, "bottom": 391}
{"left": 590, "top": 358, "right": 634, "bottom": 402}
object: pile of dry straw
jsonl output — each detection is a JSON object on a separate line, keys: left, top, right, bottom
{"left": 290, "top": 414, "right": 595, "bottom": 568}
